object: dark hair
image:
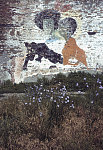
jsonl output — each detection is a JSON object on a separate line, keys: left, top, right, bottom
{"left": 59, "top": 17, "right": 77, "bottom": 34}
{"left": 35, "top": 9, "right": 60, "bottom": 30}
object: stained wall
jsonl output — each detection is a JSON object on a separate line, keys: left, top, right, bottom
{"left": 0, "top": 0, "right": 103, "bottom": 83}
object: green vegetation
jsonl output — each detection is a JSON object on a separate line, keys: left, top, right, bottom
{"left": 1, "top": 71, "right": 103, "bottom": 94}
{"left": 0, "top": 92, "right": 103, "bottom": 149}
{"left": 0, "top": 80, "right": 25, "bottom": 94}
{"left": 0, "top": 71, "right": 103, "bottom": 149}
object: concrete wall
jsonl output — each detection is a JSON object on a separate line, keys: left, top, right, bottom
{"left": 0, "top": 0, "right": 103, "bottom": 83}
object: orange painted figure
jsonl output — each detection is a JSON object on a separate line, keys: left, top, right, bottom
{"left": 59, "top": 17, "right": 88, "bottom": 68}
{"left": 62, "top": 37, "right": 87, "bottom": 67}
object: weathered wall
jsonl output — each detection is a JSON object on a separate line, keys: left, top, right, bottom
{"left": 0, "top": 0, "right": 103, "bottom": 83}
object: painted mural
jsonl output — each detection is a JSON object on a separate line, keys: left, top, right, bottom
{"left": 23, "top": 9, "right": 63, "bottom": 70}
{"left": 23, "top": 10, "right": 87, "bottom": 69}
{"left": 0, "top": 0, "right": 103, "bottom": 83}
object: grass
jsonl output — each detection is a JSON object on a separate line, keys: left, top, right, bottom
{"left": 0, "top": 71, "right": 103, "bottom": 149}
{"left": 1, "top": 71, "right": 103, "bottom": 93}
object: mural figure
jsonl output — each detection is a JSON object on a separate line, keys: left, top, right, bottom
{"left": 23, "top": 42, "right": 63, "bottom": 70}
{"left": 35, "top": 9, "right": 60, "bottom": 31}
{"left": 59, "top": 17, "right": 88, "bottom": 67}
{"left": 23, "top": 9, "right": 63, "bottom": 70}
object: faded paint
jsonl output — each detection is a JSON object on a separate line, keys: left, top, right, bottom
{"left": 62, "top": 38, "right": 87, "bottom": 67}
{"left": 0, "top": 0, "right": 103, "bottom": 83}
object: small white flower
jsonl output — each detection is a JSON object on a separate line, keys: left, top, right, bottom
{"left": 99, "top": 86, "right": 103, "bottom": 89}
{"left": 63, "top": 93, "right": 65, "bottom": 96}
{"left": 51, "top": 97, "right": 53, "bottom": 100}
{"left": 97, "top": 78, "right": 100, "bottom": 83}
{"left": 40, "top": 112, "right": 43, "bottom": 117}
{"left": 70, "top": 104, "right": 74, "bottom": 108}
{"left": 91, "top": 101, "right": 94, "bottom": 104}
{"left": 96, "top": 93, "right": 99, "bottom": 96}
{"left": 76, "top": 83, "right": 79, "bottom": 86}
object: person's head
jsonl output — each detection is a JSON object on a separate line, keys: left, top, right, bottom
{"left": 58, "top": 17, "right": 77, "bottom": 40}
{"left": 35, "top": 9, "right": 60, "bottom": 34}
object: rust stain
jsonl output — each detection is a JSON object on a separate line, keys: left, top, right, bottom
{"left": 55, "top": 0, "right": 72, "bottom": 12}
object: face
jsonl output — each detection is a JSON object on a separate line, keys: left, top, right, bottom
{"left": 58, "top": 22, "right": 73, "bottom": 39}
{"left": 43, "top": 18, "right": 54, "bottom": 35}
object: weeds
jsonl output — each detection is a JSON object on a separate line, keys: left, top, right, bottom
{"left": 0, "top": 72, "right": 103, "bottom": 149}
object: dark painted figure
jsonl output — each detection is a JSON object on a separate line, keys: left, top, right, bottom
{"left": 23, "top": 42, "right": 63, "bottom": 70}
{"left": 23, "top": 9, "right": 62, "bottom": 70}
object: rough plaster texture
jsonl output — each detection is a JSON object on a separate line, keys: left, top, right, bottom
{"left": 0, "top": 0, "right": 103, "bottom": 83}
